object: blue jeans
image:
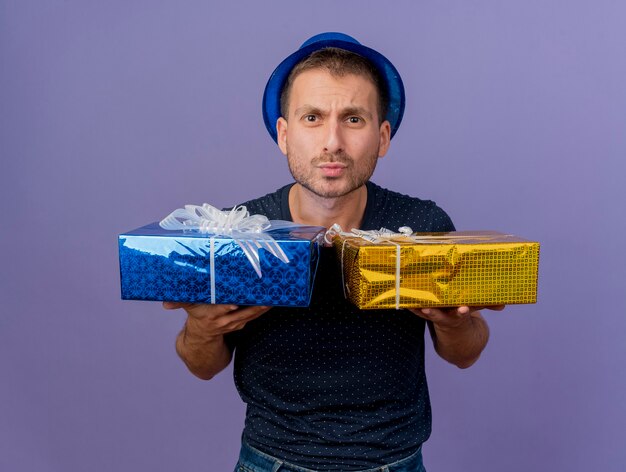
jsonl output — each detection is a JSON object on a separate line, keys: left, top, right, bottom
{"left": 234, "top": 442, "right": 426, "bottom": 472}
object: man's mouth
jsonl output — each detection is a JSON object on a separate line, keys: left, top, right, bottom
{"left": 318, "top": 163, "right": 347, "bottom": 177}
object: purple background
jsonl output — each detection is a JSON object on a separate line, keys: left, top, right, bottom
{"left": 2, "top": 1, "right": 625, "bottom": 471}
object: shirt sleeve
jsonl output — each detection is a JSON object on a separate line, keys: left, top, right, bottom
{"left": 428, "top": 204, "right": 455, "bottom": 232}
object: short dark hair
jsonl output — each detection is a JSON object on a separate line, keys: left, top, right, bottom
{"left": 279, "top": 47, "right": 389, "bottom": 124}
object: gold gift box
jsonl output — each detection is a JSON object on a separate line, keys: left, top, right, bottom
{"left": 331, "top": 230, "right": 540, "bottom": 309}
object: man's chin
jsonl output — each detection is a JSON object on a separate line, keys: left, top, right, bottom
{"left": 299, "top": 180, "right": 365, "bottom": 199}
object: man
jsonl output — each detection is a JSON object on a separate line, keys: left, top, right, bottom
{"left": 164, "top": 33, "right": 501, "bottom": 472}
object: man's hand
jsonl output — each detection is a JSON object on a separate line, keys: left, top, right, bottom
{"left": 164, "top": 302, "right": 270, "bottom": 339}
{"left": 164, "top": 302, "right": 270, "bottom": 379}
{"left": 409, "top": 305, "right": 505, "bottom": 368}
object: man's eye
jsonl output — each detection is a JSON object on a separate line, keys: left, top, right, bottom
{"left": 348, "top": 116, "right": 361, "bottom": 124}
{"left": 305, "top": 115, "right": 317, "bottom": 122}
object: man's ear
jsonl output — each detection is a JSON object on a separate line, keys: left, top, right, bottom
{"left": 378, "top": 120, "right": 391, "bottom": 158}
{"left": 276, "top": 117, "right": 288, "bottom": 156}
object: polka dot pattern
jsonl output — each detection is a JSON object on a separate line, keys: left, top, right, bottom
{"left": 227, "top": 181, "right": 455, "bottom": 471}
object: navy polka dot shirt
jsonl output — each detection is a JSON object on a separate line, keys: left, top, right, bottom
{"left": 228, "top": 181, "right": 455, "bottom": 470}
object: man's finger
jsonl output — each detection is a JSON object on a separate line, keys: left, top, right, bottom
{"left": 229, "top": 306, "right": 271, "bottom": 321}
{"left": 163, "top": 301, "right": 191, "bottom": 310}
{"left": 467, "top": 305, "right": 506, "bottom": 312}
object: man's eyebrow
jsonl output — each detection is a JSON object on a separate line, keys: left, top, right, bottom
{"left": 341, "top": 106, "right": 373, "bottom": 119}
{"left": 293, "top": 105, "right": 325, "bottom": 117}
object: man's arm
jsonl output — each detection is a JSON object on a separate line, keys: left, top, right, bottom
{"left": 164, "top": 302, "right": 270, "bottom": 380}
{"left": 410, "top": 306, "right": 504, "bottom": 368}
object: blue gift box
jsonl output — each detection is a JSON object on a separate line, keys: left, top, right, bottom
{"left": 119, "top": 222, "right": 324, "bottom": 307}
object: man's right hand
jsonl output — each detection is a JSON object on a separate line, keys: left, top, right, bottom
{"left": 163, "top": 302, "right": 270, "bottom": 339}
{"left": 164, "top": 302, "right": 270, "bottom": 379}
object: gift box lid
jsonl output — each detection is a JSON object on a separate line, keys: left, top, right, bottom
{"left": 335, "top": 230, "right": 538, "bottom": 247}
{"left": 120, "top": 221, "right": 326, "bottom": 241}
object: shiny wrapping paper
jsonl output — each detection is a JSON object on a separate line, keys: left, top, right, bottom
{"left": 119, "top": 223, "right": 324, "bottom": 307}
{"left": 331, "top": 230, "right": 540, "bottom": 309}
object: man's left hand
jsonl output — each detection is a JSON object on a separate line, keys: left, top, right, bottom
{"left": 410, "top": 305, "right": 504, "bottom": 331}
{"left": 409, "top": 305, "right": 505, "bottom": 368}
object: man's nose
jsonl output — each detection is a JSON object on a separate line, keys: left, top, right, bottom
{"left": 323, "top": 120, "right": 345, "bottom": 154}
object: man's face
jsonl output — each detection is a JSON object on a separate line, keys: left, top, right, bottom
{"left": 276, "top": 69, "right": 391, "bottom": 199}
